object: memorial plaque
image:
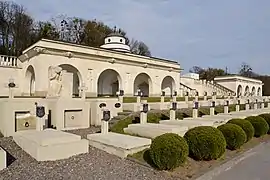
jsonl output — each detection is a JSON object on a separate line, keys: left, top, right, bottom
{"left": 115, "top": 103, "right": 121, "bottom": 108}
{"left": 36, "top": 106, "right": 45, "bottom": 118}
{"left": 211, "top": 101, "right": 216, "bottom": 107}
{"left": 171, "top": 102, "right": 177, "bottom": 110}
{"left": 64, "top": 109, "right": 83, "bottom": 128}
{"left": 194, "top": 102, "right": 199, "bottom": 109}
{"left": 161, "top": 91, "right": 165, "bottom": 96}
{"left": 103, "top": 110, "right": 111, "bottom": 121}
{"left": 238, "top": 100, "right": 241, "bottom": 105}
{"left": 99, "top": 103, "right": 106, "bottom": 108}
{"left": 119, "top": 90, "right": 124, "bottom": 96}
{"left": 195, "top": 91, "right": 199, "bottom": 96}
{"left": 15, "top": 111, "right": 36, "bottom": 132}
{"left": 142, "top": 104, "right": 149, "bottom": 113}
{"left": 185, "top": 92, "right": 189, "bottom": 96}
{"left": 225, "top": 100, "right": 229, "bottom": 106}
{"left": 173, "top": 91, "right": 177, "bottom": 96}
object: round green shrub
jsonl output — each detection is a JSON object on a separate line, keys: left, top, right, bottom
{"left": 227, "top": 118, "right": 254, "bottom": 142}
{"left": 258, "top": 113, "right": 270, "bottom": 134}
{"left": 217, "top": 124, "right": 247, "bottom": 150}
{"left": 184, "top": 126, "right": 226, "bottom": 161}
{"left": 150, "top": 133, "right": 189, "bottom": 170}
{"left": 245, "top": 116, "right": 269, "bottom": 137}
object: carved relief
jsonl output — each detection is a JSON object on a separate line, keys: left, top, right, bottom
{"left": 47, "top": 66, "right": 63, "bottom": 97}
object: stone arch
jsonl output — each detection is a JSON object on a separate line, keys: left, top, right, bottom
{"left": 58, "top": 64, "right": 82, "bottom": 97}
{"left": 251, "top": 87, "right": 256, "bottom": 96}
{"left": 133, "top": 73, "right": 153, "bottom": 97}
{"left": 237, "top": 85, "right": 242, "bottom": 96}
{"left": 161, "top": 76, "right": 176, "bottom": 96}
{"left": 25, "top": 65, "right": 35, "bottom": 95}
{"left": 97, "top": 69, "right": 122, "bottom": 96}
{"left": 244, "top": 86, "right": 250, "bottom": 96}
{"left": 257, "top": 87, "right": 261, "bottom": 96}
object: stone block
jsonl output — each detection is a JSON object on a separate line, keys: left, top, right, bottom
{"left": 13, "top": 129, "right": 89, "bottom": 161}
{"left": 124, "top": 123, "right": 188, "bottom": 138}
{"left": 87, "top": 132, "right": 151, "bottom": 158}
{"left": 160, "top": 119, "right": 214, "bottom": 128}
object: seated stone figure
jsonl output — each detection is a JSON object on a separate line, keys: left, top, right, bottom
{"left": 47, "top": 66, "right": 63, "bottom": 97}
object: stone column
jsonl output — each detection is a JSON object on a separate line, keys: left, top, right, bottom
{"left": 140, "top": 100, "right": 148, "bottom": 124}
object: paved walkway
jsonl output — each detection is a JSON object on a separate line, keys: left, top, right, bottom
{"left": 197, "top": 142, "right": 270, "bottom": 180}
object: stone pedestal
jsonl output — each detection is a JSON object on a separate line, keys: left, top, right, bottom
{"left": 118, "top": 96, "right": 123, "bottom": 103}
{"left": 101, "top": 121, "right": 109, "bottom": 134}
{"left": 210, "top": 107, "right": 215, "bottom": 116}
{"left": 170, "top": 110, "right": 176, "bottom": 121}
{"left": 172, "top": 96, "right": 177, "bottom": 102}
{"left": 236, "top": 105, "right": 240, "bottom": 112}
{"left": 136, "top": 96, "right": 141, "bottom": 103}
{"left": 160, "top": 96, "right": 165, "bottom": 103}
{"left": 9, "top": 88, "right": 14, "bottom": 99}
{"left": 36, "top": 117, "right": 45, "bottom": 131}
{"left": 140, "top": 112, "right": 147, "bottom": 124}
{"left": 254, "top": 103, "right": 258, "bottom": 110}
{"left": 224, "top": 106, "right": 229, "bottom": 114}
{"left": 192, "top": 109, "right": 198, "bottom": 118}
{"left": 245, "top": 104, "right": 250, "bottom": 110}
{"left": 185, "top": 96, "right": 189, "bottom": 103}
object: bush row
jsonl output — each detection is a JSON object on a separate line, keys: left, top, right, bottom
{"left": 148, "top": 114, "right": 270, "bottom": 170}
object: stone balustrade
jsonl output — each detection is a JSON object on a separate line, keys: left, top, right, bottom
{"left": 0, "top": 55, "right": 18, "bottom": 67}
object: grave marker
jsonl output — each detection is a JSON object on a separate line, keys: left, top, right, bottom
{"left": 140, "top": 100, "right": 148, "bottom": 124}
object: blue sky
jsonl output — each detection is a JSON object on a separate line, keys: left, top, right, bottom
{"left": 13, "top": 0, "right": 270, "bottom": 74}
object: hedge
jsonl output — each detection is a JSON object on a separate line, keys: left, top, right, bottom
{"left": 150, "top": 133, "right": 189, "bottom": 170}
{"left": 258, "top": 113, "right": 270, "bottom": 134}
{"left": 227, "top": 118, "right": 254, "bottom": 142}
{"left": 217, "top": 124, "right": 247, "bottom": 150}
{"left": 245, "top": 116, "right": 269, "bottom": 137}
{"left": 184, "top": 126, "right": 226, "bottom": 161}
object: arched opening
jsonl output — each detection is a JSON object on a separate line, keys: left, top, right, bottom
{"left": 58, "top": 64, "right": 82, "bottom": 97}
{"left": 251, "top": 87, "right": 256, "bottom": 96}
{"left": 257, "top": 87, "right": 261, "bottom": 96}
{"left": 237, "top": 85, "right": 242, "bottom": 96}
{"left": 25, "top": 65, "right": 35, "bottom": 96}
{"left": 161, "top": 76, "right": 176, "bottom": 96}
{"left": 244, "top": 86, "right": 250, "bottom": 96}
{"left": 97, "top": 69, "right": 122, "bottom": 97}
{"left": 133, "top": 73, "right": 152, "bottom": 97}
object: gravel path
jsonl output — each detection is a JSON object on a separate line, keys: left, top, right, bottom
{"left": 0, "top": 128, "right": 173, "bottom": 180}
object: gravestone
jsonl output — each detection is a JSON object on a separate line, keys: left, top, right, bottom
{"left": 170, "top": 102, "right": 177, "bottom": 121}
{"left": 140, "top": 100, "right": 148, "bottom": 124}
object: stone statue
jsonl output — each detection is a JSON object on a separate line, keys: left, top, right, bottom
{"left": 47, "top": 66, "right": 63, "bottom": 97}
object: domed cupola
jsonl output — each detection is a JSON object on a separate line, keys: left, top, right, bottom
{"left": 100, "top": 27, "right": 131, "bottom": 52}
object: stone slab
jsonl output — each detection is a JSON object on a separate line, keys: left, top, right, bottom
{"left": 13, "top": 129, "right": 89, "bottom": 161}
{"left": 124, "top": 123, "right": 188, "bottom": 138}
{"left": 87, "top": 132, "right": 151, "bottom": 158}
{"left": 0, "top": 147, "right": 6, "bottom": 171}
{"left": 160, "top": 119, "right": 214, "bottom": 129}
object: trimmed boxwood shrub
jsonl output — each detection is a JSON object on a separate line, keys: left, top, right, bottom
{"left": 217, "top": 124, "right": 247, "bottom": 150}
{"left": 245, "top": 116, "right": 269, "bottom": 137}
{"left": 184, "top": 126, "right": 226, "bottom": 161}
{"left": 149, "top": 133, "right": 189, "bottom": 170}
{"left": 227, "top": 118, "right": 254, "bottom": 142}
{"left": 258, "top": 113, "right": 270, "bottom": 134}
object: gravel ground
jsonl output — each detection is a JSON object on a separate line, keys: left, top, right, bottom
{"left": 0, "top": 127, "right": 173, "bottom": 180}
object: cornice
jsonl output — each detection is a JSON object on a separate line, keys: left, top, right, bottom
{"left": 27, "top": 47, "right": 181, "bottom": 73}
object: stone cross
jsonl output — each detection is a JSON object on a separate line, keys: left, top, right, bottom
{"left": 78, "top": 83, "right": 88, "bottom": 99}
